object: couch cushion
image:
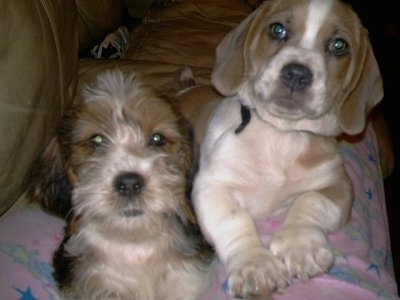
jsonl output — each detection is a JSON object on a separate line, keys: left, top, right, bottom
{"left": 122, "top": 1, "right": 252, "bottom": 69}
{"left": 0, "top": 0, "right": 79, "bottom": 215}
{"left": 76, "top": 0, "right": 124, "bottom": 53}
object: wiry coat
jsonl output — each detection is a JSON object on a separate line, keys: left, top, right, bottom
{"left": 29, "top": 70, "right": 214, "bottom": 300}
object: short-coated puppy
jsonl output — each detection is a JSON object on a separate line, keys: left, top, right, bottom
{"left": 29, "top": 69, "right": 213, "bottom": 300}
{"left": 181, "top": 0, "right": 384, "bottom": 298}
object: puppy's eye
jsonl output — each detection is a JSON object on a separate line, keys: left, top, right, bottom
{"left": 89, "top": 134, "right": 105, "bottom": 149}
{"left": 328, "top": 38, "right": 349, "bottom": 56}
{"left": 269, "top": 23, "right": 287, "bottom": 40}
{"left": 149, "top": 133, "right": 167, "bottom": 147}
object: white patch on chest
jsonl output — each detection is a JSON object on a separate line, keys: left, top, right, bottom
{"left": 216, "top": 118, "right": 311, "bottom": 218}
{"left": 301, "top": 0, "right": 334, "bottom": 49}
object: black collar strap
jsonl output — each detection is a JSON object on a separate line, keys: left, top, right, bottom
{"left": 235, "top": 103, "right": 251, "bottom": 134}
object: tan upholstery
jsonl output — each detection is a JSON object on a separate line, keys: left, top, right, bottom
{"left": 0, "top": 0, "right": 78, "bottom": 214}
{"left": 123, "top": 1, "right": 252, "bottom": 69}
{"left": 76, "top": 0, "right": 124, "bottom": 53}
{"left": 0, "top": 0, "right": 123, "bottom": 215}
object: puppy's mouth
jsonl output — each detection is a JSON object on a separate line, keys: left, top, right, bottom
{"left": 120, "top": 207, "right": 143, "bottom": 218}
{"left": 255, "top": 82, "right": 319, "bottom": 121}
{"left": 268, "top": 95, "right": 317, "bottom": 119}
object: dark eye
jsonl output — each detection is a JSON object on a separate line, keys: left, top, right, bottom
{"left": 149, "top": 133, "right": 167, "bottom": 147}
{"left": 328, "top": 38, "right": 349, "bottom": 56}
{"left": 269, "top": 23, "right": 287, "bottom": 41}
{"left": 89, "top": 134, "right": 105, "bottom": 149}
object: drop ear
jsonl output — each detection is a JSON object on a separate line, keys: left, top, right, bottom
{"left": 27, "top": 111, "right": 76, "bottom": 217}
{"left": 27, "top": 137, "right": 72, "bottom": 217}
{"left": 211, "top": 7, "right": 262, "bottom": 96}
{"left": 338, "top": 30, "right": 383, "bottom": 135}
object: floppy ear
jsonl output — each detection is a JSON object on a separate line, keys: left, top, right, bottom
{"left": 28, "top": 137, "right": 72, "bottom": 217}
{"left": 211, "top": 7, "right": 263, "bottom": 96}
{"left": 338, "top": 29, "right": 383, "bottom": 135}
{"left": 28, "top": 111, "right": 76, "bottom": 217}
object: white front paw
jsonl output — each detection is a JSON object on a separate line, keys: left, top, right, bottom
{"left": 227, "top": 248, "right": 289, "bottom": 299}
{"left": 270, "top": 226, "right": 333, "bottom": 279}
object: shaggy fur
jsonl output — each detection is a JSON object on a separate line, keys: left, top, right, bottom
{"left": 29, "top": 69, "right": 213, "bottom": 300}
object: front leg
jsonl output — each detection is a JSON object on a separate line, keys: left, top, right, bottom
{"left": 192, "top": 181, "right": 289, "bottom": 299}
{"left": 270, "top": 178, "right": 352, "bottom": 279}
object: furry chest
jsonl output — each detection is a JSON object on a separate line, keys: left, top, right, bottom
{"left": 223, "top": 120, "right": 329, "bottom": 218}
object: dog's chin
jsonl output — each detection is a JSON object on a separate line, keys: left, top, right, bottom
{"left": 253, "top": 84, "right": 325, "bottom": 121}
{"left": 120, "top": 208, "right": 144, "bottom": 218}
{"left": 271, "top": 101, "right": 310, "bottom": 119}
{"left": 255, "top": 101, "right": 314, "bottom": 121}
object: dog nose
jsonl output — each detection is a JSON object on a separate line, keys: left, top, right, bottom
{"left": 114, "top": 172, "right": 145, "bottom": 198}
{"left": 280, "top": 63, "right": 312, "bottom": 90}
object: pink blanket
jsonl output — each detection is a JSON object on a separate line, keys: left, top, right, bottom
{"left": 0, "top": 123, "right": 398, "bottom": 299}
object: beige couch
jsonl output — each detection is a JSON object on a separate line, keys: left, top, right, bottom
{"left": 0, "top": 0, "right": 125, "bottom": 215}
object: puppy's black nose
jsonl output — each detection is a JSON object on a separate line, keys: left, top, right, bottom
{"left": 114, "top": 172, "right": 145, "bottom": 198}
{"left": 281, "top": 63, "right": 312, "bottom": 90}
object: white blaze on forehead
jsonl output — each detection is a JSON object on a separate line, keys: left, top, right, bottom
{"left": 301, "top": 0, "right": 334, "bottom": 49}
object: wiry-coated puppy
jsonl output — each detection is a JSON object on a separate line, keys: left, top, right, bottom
{"left": 189, "top": 0, "right": 383, "bottom": 299}
{"left": 29, "top": 70, "right": 213, "bottom": 299}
